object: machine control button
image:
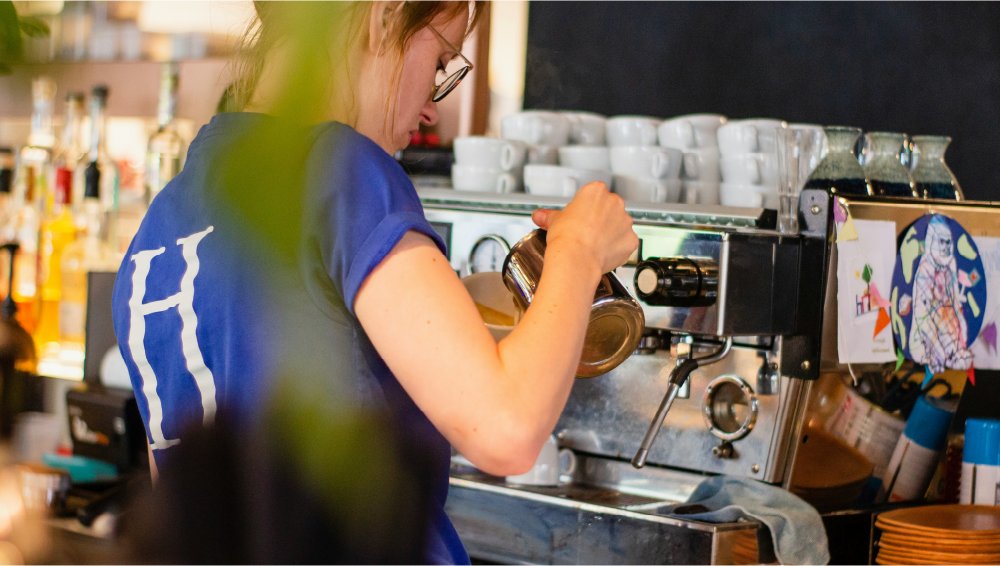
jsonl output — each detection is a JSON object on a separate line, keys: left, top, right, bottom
{"left": 633, "top": 257, "right": 718, "bottom": 307}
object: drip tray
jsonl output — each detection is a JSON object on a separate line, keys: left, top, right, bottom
{"left": 447, "top": 455, "right": 767, "bottom": 565}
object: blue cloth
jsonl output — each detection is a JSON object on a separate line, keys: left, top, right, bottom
{"left": 112, "top": 113, "right": 466, "bottom": 564}
{"left": 661, "top": 475, "right": 829, "bottom": 565}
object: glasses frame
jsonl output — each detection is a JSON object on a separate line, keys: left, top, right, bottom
{"left": 429, "top": 25, "right": 473, "bottom": 102}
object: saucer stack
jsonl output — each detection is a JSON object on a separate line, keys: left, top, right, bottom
{"left": 875, "top": 505, "right": 1000, "bottom": 565}
{"left": 605, "top": 116, "right": 681, "bottom": 204}
{"left": 717, "top": 118, "right": 786, "bottom": 208}
{"left": 452, "top": 136, "right": 527, "bottom": 193}
{"left": 657, "top": 114, "right": 726, "bottom": 205}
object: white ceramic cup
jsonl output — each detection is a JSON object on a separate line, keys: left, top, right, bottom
{"left": 559, "top": 145, "right": 610, "bottom": 171}
{"left": 502, "top": 111, "right": 570, "bottom": 146}
{"left": 560, "top": 111, "right": 607, "bottom": 146}
{"left": 452, "top": 163, "right": 518, "bottom": 193}
{"left": 453, "top": 136, "right": 527, "bottom": 171}
{"left": 681, "top": 180, "right": 720, "bottom": 205}
{"left": 606, "top": 116, "right": 661, "bottom": 146}
{"left": 681, "top": 148, "right": 721, "bottom": 181}
{"left": 506, "top": 435, "right": 576, "bottom": 486}
{"left": 720, "top": 182, "right": 778, "bottom": 209}
{"left": 609, "top": 146, "right": 682, "bottom": 179}
{"left": 527, "top": 144, "right": 560, "bottom": 165}
{"left": 716, "top": 119, "right": 786, "bottom": 155}
{"left": 613, "top": 174, "right": 681, "bottom": 203}
{"left": 719, "top": 152, "right": 778, "bottom": 186}
{"left": 523, "top": 165, "right": 611, "bottom": 197}
{"left": 658, "top": 114, "right": 727, "bottom": 150}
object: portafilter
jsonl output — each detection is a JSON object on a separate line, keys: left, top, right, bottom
{"left": 502, "top": 230, "right": 644, "bottom": 378}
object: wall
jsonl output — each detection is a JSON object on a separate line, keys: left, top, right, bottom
{"left": 524, "top": 1, "right": 1000, "bottom": 202}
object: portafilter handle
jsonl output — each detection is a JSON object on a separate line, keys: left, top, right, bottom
{"left": 631, "top": 337, "right": 733, "bottom": 469}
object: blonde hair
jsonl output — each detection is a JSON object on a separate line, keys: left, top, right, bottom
{"left": 230, "top": 1, "right": 486, "bottom": 128}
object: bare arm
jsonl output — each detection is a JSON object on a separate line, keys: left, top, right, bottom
{"left": 354, "top": 182, "right": 636, "bottom": 476}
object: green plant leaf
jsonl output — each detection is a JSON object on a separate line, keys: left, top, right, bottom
{"left": 17, "top": 15, "right": 48, "bottom": 38}
{"left": 0, "top": 1, "right": 24, "bottom": 75}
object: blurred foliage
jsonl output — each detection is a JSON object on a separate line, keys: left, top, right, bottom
{"left": 0, "top": 1, "right": 49, "bottom": 75}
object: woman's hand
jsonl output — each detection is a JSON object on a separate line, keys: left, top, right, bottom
{"left": 532, "top": 181, "right": 638, "bottom": 276}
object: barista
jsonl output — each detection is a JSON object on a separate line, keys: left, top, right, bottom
{"left": 111, "top": 2, "right": 637, "bottom": 563}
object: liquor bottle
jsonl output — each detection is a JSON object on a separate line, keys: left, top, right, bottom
{"left": 75, "top": 85, "right": 119, "bottom": 252}
{"left": 59, "top": 173, "right": 117, "bottom": 353}
{"left": 146, "top": 62, "right": 184, "bottom": 206}
{"left": 9, "top": 77, "right": 57, "bottom": 331}
{"left": 35, "top": 94, "right": 85, "bottom": 354}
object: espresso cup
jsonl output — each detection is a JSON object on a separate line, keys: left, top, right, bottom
{"left": 606, "top": 116, "right": 661, "bottom": 146}
{"left": 681, "top": 148, "right": 721, "bottom": 181}
{"left": 658, "top": 114, "right": 727, "bottom": 150}
{"left": 560, "top": 111, "right": 607, "bottom": 146}
{"left": 527, "top": 144, "right": 559, "bottom": 165}
{"left": 452, "top": 163, "right": 518, "bottom": 193}
{"left": 716, "top": 119, "right": 786, "bottom": 155}
{"left": 720, "top": 182, "right": 778, "bottom": 209}
{"left": 613, "top": 174, "right": 681, "bottom": 203}
{"left": 523, "top": 164, "right": 611, "bottom": 197}
{"left": 453, "top": 136, "right": 527, "bottom": 171}
{"left": 559, "top": 145, "right": 610, "bottom": 171}
{"left": 681, "top": 180, "right": 720, "bottom": 205}
{"left": 719, "top": 152, "right": 778, "bottom": 186}
{"left": 610, "top": 146, "right": 682, "bottom": 179}
{"left": 506, "top": 435, "right": 576, "bottom": 486}
{"left": 502, "top": 111, "right": 570, "bottom": 146}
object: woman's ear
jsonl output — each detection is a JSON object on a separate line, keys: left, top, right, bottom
{"left": 367, "top": 1, "right": 402, "bottom": 54}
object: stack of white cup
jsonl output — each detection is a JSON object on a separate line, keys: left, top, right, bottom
{"left": 452, "top": 136, "right": 528, "bottom": 193}
{"left": 506, "top": 110, "right": 614, "bottom": 198}
{"left": 605, "top": 116, "right": 682, "bottom": 203}
{"left": 717, "top": 118, "right": 787, "bottom": 208}
{"left": 657, "top": 114, "right": 727, "bottom": 205}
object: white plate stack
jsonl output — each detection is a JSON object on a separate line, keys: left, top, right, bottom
{"left": 657, "top": 114, "right": 727, "bottom": 205}
{"left": 717, "top": 118, "right": 787, "bottom": 208}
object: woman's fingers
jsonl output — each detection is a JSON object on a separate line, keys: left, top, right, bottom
{"left": 532, "top": 208, "right": 558, "bottom": 229}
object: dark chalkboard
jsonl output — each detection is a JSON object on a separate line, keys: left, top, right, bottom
{"left": 524, "top": 1, "right": 1000, "bottom": 202}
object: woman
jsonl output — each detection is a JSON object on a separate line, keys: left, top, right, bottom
{"left": 112, "top": 2, "right": 636, "bottom": 563}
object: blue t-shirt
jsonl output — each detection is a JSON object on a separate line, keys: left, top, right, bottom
{"left": 112, "top": 113, "right": 468, "bottom": 564}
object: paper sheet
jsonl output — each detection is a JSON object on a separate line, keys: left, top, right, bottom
{"left": 837, "top": 219, "right": 898, "bottom": 364}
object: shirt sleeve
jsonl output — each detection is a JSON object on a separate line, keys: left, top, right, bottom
{"left": 306, "top": 125, "right": 447, "bottom": 315}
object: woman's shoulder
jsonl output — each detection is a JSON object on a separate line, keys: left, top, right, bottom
{"left": 307, "top": 122, "right": 409, "bottom": 186}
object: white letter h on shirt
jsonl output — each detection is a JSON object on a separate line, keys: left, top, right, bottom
{"left": 127, "top": 226, "right": 216, "bottom": 450}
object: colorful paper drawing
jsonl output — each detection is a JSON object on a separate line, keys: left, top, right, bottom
{"left": 834, "top": 200, "right": 848, "bottom": 223}
{"left": 969, "top": 237, "right": 1000, "bottom": 369}
{"left": 870, "top": 283, "right": 891, "bottom": 309}
{"left": 891, "top": 214, "right": 988, "bottom": 374}
{"left": 838, "top": 214, "right": 859, "bottom": 242}
{"left": 838, "top": 219, "right": 898, "bottom": 364}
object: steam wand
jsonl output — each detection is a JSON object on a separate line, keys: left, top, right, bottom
{"left": 631, "top": 337, "right": 733, "bottom": 469}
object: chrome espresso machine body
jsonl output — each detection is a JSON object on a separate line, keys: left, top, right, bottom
{"left": 421, "top": 188, "right": 833, "bottom": 564}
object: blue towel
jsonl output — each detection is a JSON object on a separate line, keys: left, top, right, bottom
{"left": 660, "top": 475, "right": 829, "bottom": 565}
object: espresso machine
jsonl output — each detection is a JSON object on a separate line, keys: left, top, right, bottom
{"left": 420, "top": 187, "right": 839, "bottom": 564}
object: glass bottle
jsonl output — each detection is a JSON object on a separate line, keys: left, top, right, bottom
{"left": 146, "top": 62, "right": 184, "bottom": 206}
{"left": 59, "top": 180, "right": 117, "bottom": 354}
{"left": 911, "top": 136, "right": 963, "bottom": 201}
{"left": 803, "top": 126, "right": 871, "bottom": 196}
{"left": 0, "top": 149, "right": 14, "bottom": 301}
{"left": 75, "top": 85, "right": 119, "bottom": 252}
{"left": 9, "top": 77, "right": 57, "bottom": 331}
{"left": 35, "top": 102, "right": 83, "bottom": 355}
{"left": 861, "top": 132, "right": 917, "bottom": 198}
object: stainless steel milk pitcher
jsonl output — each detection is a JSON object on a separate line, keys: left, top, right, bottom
{"left": 502, "top": 230, "right": 644, "bottom": 378}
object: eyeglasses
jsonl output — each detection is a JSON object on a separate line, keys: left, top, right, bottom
{"left": 429, "top": 25, "right": 473, "bottom": 102}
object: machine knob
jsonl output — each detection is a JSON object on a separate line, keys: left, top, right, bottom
{"left": 634, "top": 257, "right": 719, "bottom": 307}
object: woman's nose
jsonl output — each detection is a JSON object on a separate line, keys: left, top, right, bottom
{"left": 421, "top": 100, "right": 439, "bottom": 127}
